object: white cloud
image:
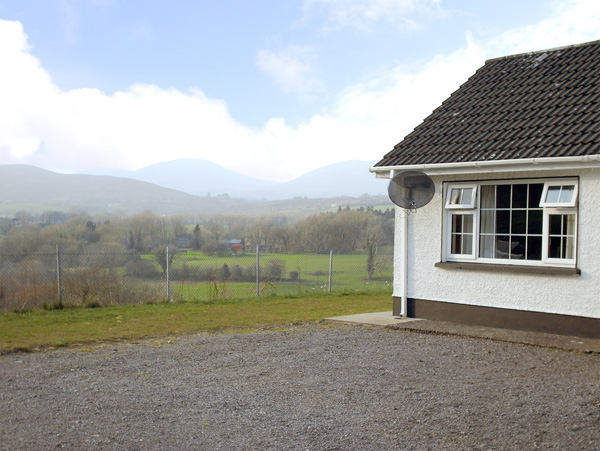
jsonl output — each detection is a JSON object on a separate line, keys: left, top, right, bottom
{"left": 486, "top": 0, "right": 600, "bottom": 55}
{"left": 0, "top": 0, "right": 599, "bottom": 183}
{"left": 255, "top": 45, "right": 323, "bottom": 95}
{"left": 303, "top": 0, "right": 442, "bottom": 31}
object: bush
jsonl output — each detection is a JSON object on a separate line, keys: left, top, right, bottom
{"left": 264, "top": 258, "right": 286, "bottom": 281}
{"left": 219, "top": 264, "right": 231, "bottom": 281}
{"left": 231, "top": 265, "right": 243, "bottom": 281}
{"left": 244, "top": 265, "right": 256, "bottom": 281}
{"left": 125, "top": 259, "right": 160, "bottom": 279}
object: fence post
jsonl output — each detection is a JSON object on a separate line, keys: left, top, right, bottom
{"left": 166, "top": 246, "right": 171, "bottom": 302}
{"left": 256, "top": 245, "right": 260, "bottom": 297}
{"left": 328, "top": 250, "right": 333, "bottom": 292}
{"left": 56, "top": 245, "right": 63, "bottom": 308}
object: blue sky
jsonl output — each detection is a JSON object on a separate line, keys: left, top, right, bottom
{"left": 0, "top": 0, "right": 599, "bottom": 181}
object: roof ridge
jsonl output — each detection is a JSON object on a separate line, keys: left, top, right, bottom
{"left": 485, "top": 39, "right": 600, "bottom": 64}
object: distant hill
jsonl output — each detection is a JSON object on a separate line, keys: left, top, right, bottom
{"left": 0, "top": 164, "right": 391, "bottom": 216}
{"left": 252, "top": 160, "right": 386, "bottom": 199}
{"left": 0, "top": 164, "right": 211, "bottom": 215}
{"left": 82, "top": 159, "right": 387, "bottom": 199}
{"left": 82, "top": 159, "right": 277, "bottom": 198}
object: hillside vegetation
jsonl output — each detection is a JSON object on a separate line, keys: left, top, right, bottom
{"left": 0, "top": 163, "right": 390, "bottom": 216}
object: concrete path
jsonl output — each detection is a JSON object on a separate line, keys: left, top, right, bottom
{"left": 325, "top": 311, "right": 600, "bottom": 353}
{"left": 324, "top": 311, "right": 421, "bottom": 327}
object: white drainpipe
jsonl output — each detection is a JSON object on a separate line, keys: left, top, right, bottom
{"left": 389, "top": 169, "right": 409, "bottom": 318}
{"left": 401, "top": 207, "right": 408, "bottom": 317}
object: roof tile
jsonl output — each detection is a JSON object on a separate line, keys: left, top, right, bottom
{"left": 376, "top": 40, "right": 600, "bottom": 167}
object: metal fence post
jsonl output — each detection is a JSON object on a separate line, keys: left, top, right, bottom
{"left": 328, "top": 250, "right": 333, "bottom": 292}
{"left": 166, "top": 246, "right": 171, "bottom": 301}
{"left": 256, "top": 245, "right": 260, "bottom": 297}
{"left": 56, "top": 245, "right": 63, "bottom": 308}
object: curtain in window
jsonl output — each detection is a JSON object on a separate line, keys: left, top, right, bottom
{"left": 479, "top": 185, "right": 495, "bottom": 258}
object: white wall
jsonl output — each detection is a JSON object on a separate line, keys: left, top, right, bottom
{"left": 393, "top": 168, "right": 600, "bottom": 319}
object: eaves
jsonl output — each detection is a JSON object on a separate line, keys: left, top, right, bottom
{"left": 370, "top": 155, "right": 600, "bottom": 179}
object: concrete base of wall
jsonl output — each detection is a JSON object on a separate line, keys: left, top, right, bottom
{"left": 395, "top": 297, "right": 599, "bottom": 339}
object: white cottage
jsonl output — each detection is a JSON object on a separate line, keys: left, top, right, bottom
{"left": 371, "top": 41, "right": 600, "bottom": 338}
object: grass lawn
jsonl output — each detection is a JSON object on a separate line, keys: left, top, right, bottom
{"left": 170, "top": 250, "right": 393, "bottom": 297}
{"left": 0, "top": 293, "right": 391, "bottom": 353}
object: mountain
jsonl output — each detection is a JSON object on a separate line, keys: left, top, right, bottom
{"left": 0, "top": 164, "right": 216, "bottom": 215}
{"left": 0, "top": 164, "right": 390, "bottom": 217}
{"left": 82, "top": 159, "right": 387, "bottom": 199}
{"left": 82, "top": 159, "right": 277, "bottom": 198}
{"left": 252, "top": 160, "right": 386, "bottom": 199}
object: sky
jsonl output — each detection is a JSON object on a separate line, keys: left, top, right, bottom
{"left": 0, "top": 0, "right": 599, "bottom": 182}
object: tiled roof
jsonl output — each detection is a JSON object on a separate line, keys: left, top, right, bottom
{"left": 375, "top": 41, "right": 600, "bottom": 168}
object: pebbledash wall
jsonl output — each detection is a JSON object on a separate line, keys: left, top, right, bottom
{"left": 394, "top": 167, "right": 600, "bottom": 337}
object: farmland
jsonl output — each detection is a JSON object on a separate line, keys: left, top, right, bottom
{"left": 0, "top": 248, "right": 393, "bottom": 312}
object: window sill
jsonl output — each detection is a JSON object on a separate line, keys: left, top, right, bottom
{"left": 435, "top": 261, "right": 581, "bottom": 276}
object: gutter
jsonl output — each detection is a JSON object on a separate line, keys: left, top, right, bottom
{"left": 370, "top": 155, "right": 600, "bottom": 178}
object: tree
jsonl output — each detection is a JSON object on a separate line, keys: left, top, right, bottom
{"left": 153, "top": 246, "right": 177, "bottom": 274}
{"left": 206, "top": 216, "right": 227, "bottom": 243}
{"left": 192, "top": 224, "right": 201, "bottom": 250}
{"left": 170, "top": 215, "right": 187, "bottom": 242}
{"left": 365, "top": 216, "right": 385, "bottom": 280}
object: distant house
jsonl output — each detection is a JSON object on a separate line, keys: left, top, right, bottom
{"left": 371, "top": 41, "right": 600, "bottom": 338}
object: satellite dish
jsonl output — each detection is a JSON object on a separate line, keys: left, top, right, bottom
{"left": 388, "top": 170, "right": 435, "bottom": 209}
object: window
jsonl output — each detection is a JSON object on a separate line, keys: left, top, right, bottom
{"left": 540, "top": 182, "right": 578, "bottom": 207}
{"left": 443, "top": 179, "right": 578, "bottom": 267}
{"left": 445, "top": 185, "right": 477, "bottom": 209}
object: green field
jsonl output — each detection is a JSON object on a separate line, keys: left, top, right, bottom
{"left": 168, "top": 250, "right": 393, "bottom": 300}
{"left": 0, "top": 250, "right": 393, "bottom": 312}
{"left": 0, "top": 292, "right": 391, "bottom": 353}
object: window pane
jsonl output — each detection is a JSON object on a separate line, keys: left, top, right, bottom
{"left": 549, "top": 215, "right": 562, "bottom": 235}
{"left": 495, "top": 236, "right": 510, "bottom": 259}
{"left": 512, "top": 184, "right": 527, "bottom": 208}
{"left": 480, "top": 235, "right": 494, "bottom": 258}
{"left": 480, "top": 185, "right": 495, "bottom": 208}
{"left": 528, "top": 210, "right": 543, "bottom": 235}
{"left": 512, "top": 210, "right": 526, "bottom": 235}
{"left": 451, "top": 234, "right": 461, "bottom": 254}
{"left": 565, "top": 237, "right": 575, "bottom": 259}
{"left": 511, "top": 236, "right": 526, "bottom": 259}
{"left": 496, "top": 210, "right": 510, "bottom": 234}
{"left": 461, "top": 189, "right": 473, "bottom": 206}
{"left": 464, "top": 233, "right": 473, "bottom": 254}
{"left": 529, "top": 184, "right": 544, "bottom": 207}
{"left": 559, "top": 186, "right": 575, "bottom": 203}
{"left": 527, "top": 236, "right": 542, "bottom": 260}
{"left": 450, "top": 214, "right": 473, "bottom": 256}
{"left": 452, "top": 214, "right": 462, "bottom": 233}
{"left": 497, "top": 185, "right": 511, "bottom": 208}
{"left": 449, "top": 188, "right": 461, "bottom": 204}
{"left": 565, "top": 214, "right": 576, "bottom": 235}
{"left": 546, "top": 186, "right": 561, "bottom": 203}
{"left": 549, "top": 237, "right": 562, "bottom": 258}
{"left": 480, "top": 210, "right": 494, "bottom": 234}
{"left": 463, "top": 215, "right": 473, "bottom": 234}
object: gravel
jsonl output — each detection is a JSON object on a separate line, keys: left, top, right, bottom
{"left": 1, "top": 324, "right": 598, "bottom": 450}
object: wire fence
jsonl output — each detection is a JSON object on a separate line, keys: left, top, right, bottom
{"left": 0, "top": 247, "right": 393, "bottom": 312}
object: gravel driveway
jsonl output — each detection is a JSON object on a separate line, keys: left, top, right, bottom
{"left": 1, "top": 324, "right": 598, "bottom": 450}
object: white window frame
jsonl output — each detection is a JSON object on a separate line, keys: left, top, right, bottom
{"left": 539, "top": 180, "right": 578, "bottom": 207}
{"left": 445, "top": 184, "right": 477, "bottom": 209}
{"left": 443, "top": 178, "right": 578, "bottom": 268}
{"left": 446, "top": 210, "right": 477, "bottom": 260}
{"left": 542, "top": 207, "right": 578, "bottom": 265}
